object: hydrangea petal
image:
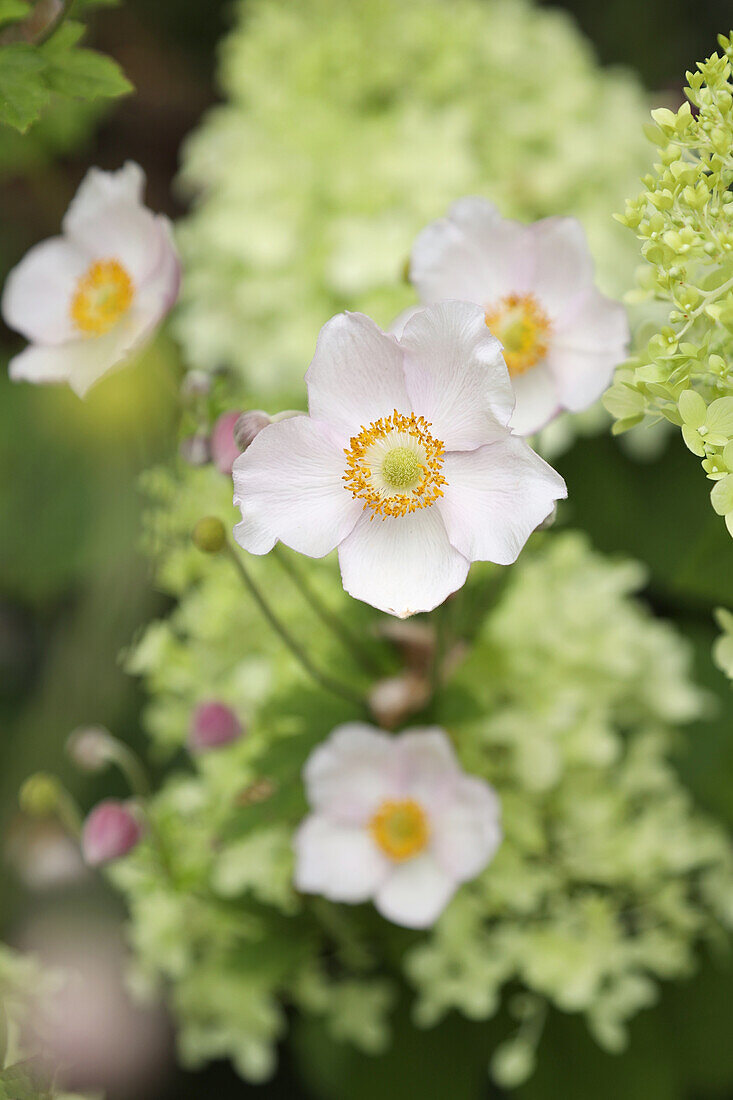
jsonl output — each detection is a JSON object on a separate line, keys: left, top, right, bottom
{"left": 439, "top": 438, "right": 566, "bottom": 564}
{"left": 337, "top": 506, "right": 469, "bottom": 618}
{"left": 400, "top": 301, "right": 514, "bottom": 449}
{"left": 374, "top": 852, "right": 456, "bottom": 928}
{"left": 305, "top": 312, "right": 410, "bottom": 441}
{"left": 233, "top": 415, "right": 362, "bottom": 557}
{"left": 294, "top": 815, "right": 389, "bottom": 902}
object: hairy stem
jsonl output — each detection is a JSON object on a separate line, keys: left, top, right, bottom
{"left": 225, "top": 543, "right": 366, "bottom": 710}
{"left": 272, "top": 545, "right": 383, "bottom": 676}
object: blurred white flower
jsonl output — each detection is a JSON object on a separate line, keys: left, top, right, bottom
{"left": 233, "top": 302, "right": 565, "bottom": 617}
{"left": 2, "top": 162, "right": 180, "bottom": 398}
{"left": 294, "top": 723, "right": 501, "bottom": 929}
{"left": 402, "top": 198, "right": 629, "bottom": 435}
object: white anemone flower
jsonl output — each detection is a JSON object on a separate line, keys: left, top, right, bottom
{"left": 2, "top": 162, "right": 180, "bottom": 398}
{"left": 232, "top": 301, "right": 566, "bottom": 617}
{"left": 402, "top": 197, "right": 629, "bottom": 436}
{"left": 294, "top": 723, "right": 502, "bottom": 929}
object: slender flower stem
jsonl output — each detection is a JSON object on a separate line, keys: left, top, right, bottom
{"left": 56, "top": 789, "right": 83, "bottom": 839}
{"left": 430, "top": 599, "right": 449, "bottom": 702}
{"left": 271, "top": 545, "right": 382, "bottom": 676}
{"left": 224, "top": 543, "right": 366, "bottom": 709}
{"left": 104, "top": 740, "right": 151, "bottom": 798}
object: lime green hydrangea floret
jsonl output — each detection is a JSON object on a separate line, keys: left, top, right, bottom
{"left": 117, "top": 480, "right": 733, "bottom": 1087}
{"left": 606, "top": 34, "right": 733, "bottom": 535}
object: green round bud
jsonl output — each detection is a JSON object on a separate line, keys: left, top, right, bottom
{"left": 192, "top": 516, "right": 227, "bottom": 553}
{"left": 20, "top": 773, "right": 62, "bottom": 817}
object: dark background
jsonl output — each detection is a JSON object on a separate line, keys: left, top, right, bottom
{"left": 1, "top": 1, "right": 732, "bottom": 1097}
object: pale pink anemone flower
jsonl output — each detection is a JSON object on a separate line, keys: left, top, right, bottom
{"left": 2, "top": 162, "right": 180, "bottom": 398}
{"left": 399, "top": 197, "right": 629, "bottom": 436}
{"left": 232, "top": 301, "right": 566, "bottom": 618}
{"left": 294, "top": 724, "right": 502, "bottom": 929}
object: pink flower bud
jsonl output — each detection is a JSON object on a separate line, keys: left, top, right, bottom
{"left": 210, "top": 410, "right": 243, "bottom": 475}
{"left": 189, "top": 701, "right": 243, "bottom": 752}
{"left": 82, "top": 801, "right": 142, "bottom": 867}
{"left": 233, "top": 409, "right": 272, "bottom": 453}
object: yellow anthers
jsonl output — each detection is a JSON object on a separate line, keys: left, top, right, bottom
{"left": 369, "top": 798, "right": 429, "bottom": 862}
{"left": 485, "top": 293, "right": 551, "bottom": 376}
{"left": 343, "top": 410, "right": 447, "bottom": 519}
{"left": 71, "top": 258, "right": 134, "bottom": 335}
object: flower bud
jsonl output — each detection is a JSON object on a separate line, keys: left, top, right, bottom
{"left": 233, "top": 410, "right": 271, "bottom": 453}
{"left": 179, "top": 433, "right": 211, "bottom": 467}
{"left": 211, "top": 410, "right": 242, "bottom": 475}
{"left": 180, "top": 369, "right": 211, "bottom": 402}
{"left": 189, "top": 701, "right": 243, "bottom": 752}
{"left": 66, "top": 725, "right": 115, "bottom": 772}
{"left": 19, "top": 773, "right": 63, "bottom": 817}
{"left": 82, "top": 800, "right": 142, "bottom": 866}
{"left": 368, "top": 672, "right": 430, "bottom": 730}
{"left": 192, "top": 516, "right": 226, "bottom": 553}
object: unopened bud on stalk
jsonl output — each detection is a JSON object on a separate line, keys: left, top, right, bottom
{"left": 233, "top": 410, "right": 271, "bottom": 453}
{"left": 66, "top": 726, "right": 115, "bottom": 772}
{"left": 82, "top": 800, "right": 143, "bottom": 867}
{"left": 369, "top": 672, "right": 430, "bottom": 730}
{"left": 192, "top": 516, "right": 227, "bottom": 553}
{"left": 211, "top": 410, "right": 243, "bottom": 475}
{"left": 19, "top": 773, "right": 63, "bottom": 817}
{"left": 189, "top": 701, "right": 244, "bottom": 752}
{"left": 179, "top": 433, "right": 211, "bottom": 466}
{"left": 180, "top": 369, "right": 212, "bottom": 402}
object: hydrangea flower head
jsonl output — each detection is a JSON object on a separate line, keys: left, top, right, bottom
{"left": 606, "top": 36, "right": 733, "bottom": 534}
{"left": 294, "top": 723, "right": 502, "bottom": 928}
{"left": 2, "top": 162, "right": 180, "bottom": 397}
{"left": 232, "top": 302, "right": 566, "bottom": 617}
{"left": 403, "top": 198, "right": 629, "bottom": 435}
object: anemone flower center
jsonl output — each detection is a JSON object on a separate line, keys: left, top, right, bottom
{"left": 71, "top": 258, "right": 134, "bottom": 335}
{"left": 370, "top": 798, "right": 429, "bottom": 861}
{"left": 484, "top": 293, "right": 550, "bottom": 376}
{"left": 343, "top": 410, "right": 447, "bottom": 519}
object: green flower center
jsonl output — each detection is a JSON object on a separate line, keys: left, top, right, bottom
{"left": 381, "top": 446, "right": 423, "bottom": 490}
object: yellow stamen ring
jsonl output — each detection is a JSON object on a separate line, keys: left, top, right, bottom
{"left": 71, "top": 258, "right": 134, "bottom": 336}
{"left": 343, "top": 410, "right": 447, "bottom": 520}
{"left": 484, "top": 293, "right": 551, "bottom": 376}
{"left": 370, "top": 798, "right": 429, "bottom": 862}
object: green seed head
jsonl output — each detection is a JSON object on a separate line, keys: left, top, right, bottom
{"left": 381, "top": 446, "right": 422, "bottom": 491}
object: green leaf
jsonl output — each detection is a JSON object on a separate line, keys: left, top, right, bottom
{"left": 42, "top": 44, "right": 132, "bottom": 100}
{"left": 0, "top": 0, "right": 30, "bottom": 29}
{"left": 0, "top": 43, "right": 49, "bottom": 131}
{"left": 40, "top": 19, "right": 86, "bottom": 53}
